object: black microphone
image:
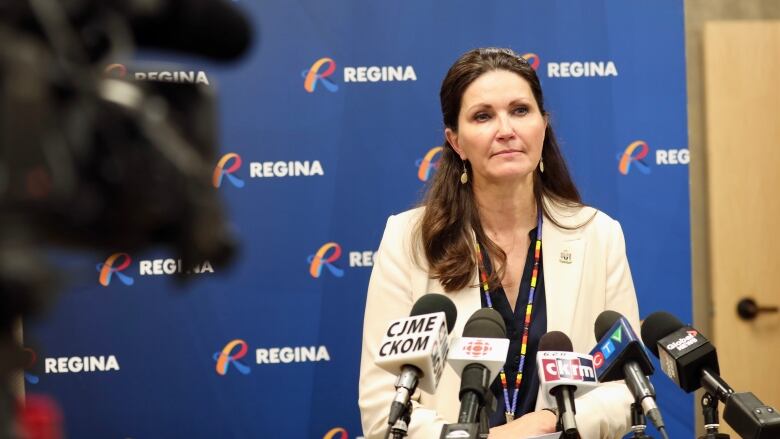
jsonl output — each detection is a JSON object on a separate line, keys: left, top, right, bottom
{"left": 641, "top": 311, "right": 780, "bottom": 439}
{"left": 440, "top": 308, "right": 509, "bottom": 439}
{"left": 592, "top": 310, "right": 666, "bottom": 433}
{"left": 0, "top": 0, "right": 252, "bottom": 62}
{"left": 538, "top": 331, "right": 580, "bottom": 437}
{"left": 377, "top": 294, "right": 457, "bottom": 427}
{"left": 640, "top": 312, "right": 720, "bottom": 394}
{"left": 456, "top": 308, "right": 507, "bottom": 424}
{"left": 119, "top": 0, "right": 253, "bottom": 61}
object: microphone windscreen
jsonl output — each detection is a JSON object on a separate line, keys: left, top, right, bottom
{"left": 462, "top": 308, "right": 506, "bottom": 338}
{"left": 410, "top": 294, "right": 457, "bottom": 333}
{"left": 127, "top": 0, "right": 253, "bottom": 61}
{"left": 594, "top": 310, "right": 623, "bottom": 340}
{"left": 538, "top": 331, "right": 573, "bottom": 352}
{"left": 640, "top": 311, "right": 686, "bottom": 357}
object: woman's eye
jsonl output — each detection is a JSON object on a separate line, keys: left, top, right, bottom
{"left": 513, "top": 106, "right": 529, "bottom": 115}
{"left": 474, "top": 112, "right": 490, "bottom": 122}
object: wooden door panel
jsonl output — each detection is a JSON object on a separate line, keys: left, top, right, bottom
{"left": 704, "top": 20, "right": 780, "bottom": 435}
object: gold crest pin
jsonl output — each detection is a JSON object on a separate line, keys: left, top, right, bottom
{"left": 559, "top": 249, "right": 572, "bottom": 264}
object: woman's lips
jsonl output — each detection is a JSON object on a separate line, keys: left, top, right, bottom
{"left": 492, "top": 149, "right": 522, "bottom": 157}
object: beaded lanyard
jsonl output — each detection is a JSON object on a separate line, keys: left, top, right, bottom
{"left": 475, "top": 210, "right": 543, "bottom": 423}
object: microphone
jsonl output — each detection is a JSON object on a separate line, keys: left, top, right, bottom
{"left": 640, "top": 311, "right": 715, "bottom": 393}
{"left": 374, "top": 294, "right": 457, "bottom": 426}
{"left": 449, "top": 308, "right": 509, "bottom": 424}
{"left": 440, "top": 308, "right": 508, "bottom": 439}
{"left": 537, "top": 331, "right": 597, "bottom": 437}
{"left": 5, "top": 0, "right": 253, "bottom": 62}
{"left": 118, "top": 0, "right": 253, "bottom": 61}
{"left": 589, "top": 310, "right": 665, "bottom": 433}
{"left": 641, "top": 311, "right": 780, "bottom": 439}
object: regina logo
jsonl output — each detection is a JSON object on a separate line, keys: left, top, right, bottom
{"left": 215, "top": 153, "right": 325, "bottom": 182}
{"left": 617, "top": 140, "right": 651, "bottom": 175}
{"left": 416, "top": 146, "right": 443, "bottom": 182}
{"left": 323, "top": 427, "right": 360, "bottom": 439}
{"left": 103, "top": 63, "right": 210, "bottom": 85}
{"left": 547, "top": 60, "right": 618, "bottom": 78}
{"left": 618, "top": 140, "right": 690, "bottom": 175}
{"left": 521, "top": 53, "right": 541, "bottom": 71}
{"left": 104, "top": 63, "right": 128, "bottom": 78}
{"left": 303, "top": 56, "right": 417, "bottom": 93}
{"left": 24, "top": 348, "right": 39, "bottom": 384}
{"left": 308, "top": 242, "right": 344, "bottom": 278}
{"left": 97, "top": 253, "right": 213, "bottom": 285}
{"left": 323, "top": 427, "right": 364, "bottom": 439}
{"left": 304, "top": 57, "right": 339, "bottom": 93}
{"left": 97, "top": 253, "right": 134, "bottom": 287}
{"left": 323, "top": 428, "right": 348, "bottom": 439}
{"left": 213, "top": 153, "right": 245, "bottom": 188}
{"left": 214, "top": 339, "right": 251, "bottom": 376}
{"left": 44, "top": 355, "right": 120, "bottom": 373}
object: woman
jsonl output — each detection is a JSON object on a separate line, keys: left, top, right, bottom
{"left": 359, "top": 48, "right": 639, "bottom": 438}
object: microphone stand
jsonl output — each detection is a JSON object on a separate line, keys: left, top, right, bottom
{"left": 438, "top": 406, "right": 489, "bottom": 439}
{"left": 699, "top": 393, "right": 729, "bottom": 439}
{"left": 630, "top": 402, "right": 654, "bottom": 439}
{"left": 387, "top": 402, "right": 412, "bottom": 439}
{"left": 440, "top": 364, "right": 492, "bottom": 439}
{"left": 439, "top": 414, "right": 488, "bottom": 438}
{"left": 477, "top": 406, "right": 490, "bottom": 438}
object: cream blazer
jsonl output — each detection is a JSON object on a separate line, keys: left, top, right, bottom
{"left": 359, "top": 201, "right": 640, "bottom": 438}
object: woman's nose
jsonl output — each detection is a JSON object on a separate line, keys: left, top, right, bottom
{"left": 495, "top": 114, "right": 515, "bottom": 140}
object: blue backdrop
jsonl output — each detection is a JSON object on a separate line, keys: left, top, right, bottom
{"left": 24, "top": 1, "right": 692, "bottom": 438}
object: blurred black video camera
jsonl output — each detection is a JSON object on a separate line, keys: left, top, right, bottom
{"left": 0, "top": 1, "right": 251, "bottom": 436}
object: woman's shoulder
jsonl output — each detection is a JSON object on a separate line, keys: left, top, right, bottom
{"left": 543, "top": 198, "right": 620, "bottom": 233}
{"left": 377, "top": 206, "right": 428, "bottom": 267}
{"left": 374, "top": 207, "right": 426, "bottom": 256}
{"left": 384, "top": 205, "right": 426, "bottom": 231}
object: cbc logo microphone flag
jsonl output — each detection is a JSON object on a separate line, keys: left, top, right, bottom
{"left": 462, "top": 339, "right": 493, "bottom": 357}
{"left": 447, "top": 336, "right": 509, "bottom": 386}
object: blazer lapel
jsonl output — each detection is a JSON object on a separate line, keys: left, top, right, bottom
{"left": 542, "top": 217, "right": 586, "bottom": 336}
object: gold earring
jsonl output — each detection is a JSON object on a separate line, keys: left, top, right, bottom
{"left": 460, "top": 161, "right": 468, "bottom": 184}
{"left": 539, "top": 158, "right": 545, "bottom": 173}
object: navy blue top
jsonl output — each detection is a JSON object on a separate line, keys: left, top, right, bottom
{"left": 479, "top": 227, "right": 547, "bottom": 427}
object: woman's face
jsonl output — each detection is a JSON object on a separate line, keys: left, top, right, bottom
{"left": 445, "top": 69, "right": 546, "bottom": 187}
